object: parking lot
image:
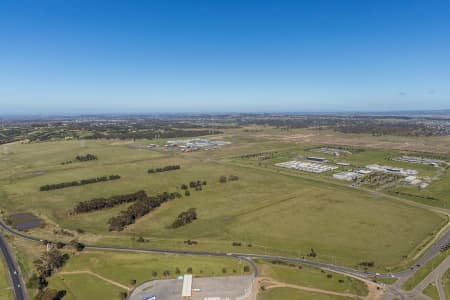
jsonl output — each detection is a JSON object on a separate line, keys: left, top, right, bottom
{"left": 130, "top": 275, "right": 253, "bottom": 300}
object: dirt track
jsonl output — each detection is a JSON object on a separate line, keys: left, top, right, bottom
{"left": 257, "top": 276, "right": 384, "bottom": 300}
{"left": 59, "top": 270, "right": 130, "bottom": 290}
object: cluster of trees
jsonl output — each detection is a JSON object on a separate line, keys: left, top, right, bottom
{"left": 40, "top": 174, "right": 120, "bottom": 191}
{"left": 75, "top": 153, "right": 98, "bottom": 161}
{"left": 34, "top": 288, "right": 66, "bottom": 300}
{"left": 148, "top": 165, "right": 181, "bottom": 173}
{"left": 73, "top": 190, "right": 147, "bottom": 213}
{"left": 28, "top": 248, "right": 70, "bottom": 300}
{"left": 307, "top": 248, "right": 317, "bottom": 258}
{"left": 184, "top": 239, "right": 198, "bottom": 245}
{"left": 359, "top": 261, "right": 375, "bottom": 268}
{"left": 33, "top": 249, "right": 69, "bottom": 281}
{"left": 108, "top": 191, "right": 182, "bottom": 231}
{"left": 180, "top": 180, "right": 207, "bottom": 192}
{"left": 219, "top": 175, "right": 239, "bottom": 183}
{"left": 42, "top": 239, "right": 85, "bottom": 252}
{"left": 172, "top": 208, "right": 197, "bottom": 228}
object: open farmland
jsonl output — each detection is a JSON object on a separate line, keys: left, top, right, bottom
{"left": 0, "top": 138, "right": 447, "bottom": 273}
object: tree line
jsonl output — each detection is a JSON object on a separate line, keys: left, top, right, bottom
{"left": 39, "top": 174, "right": 121, "bottom": 191}
{"left": 148, "top": 165, "right": 181, "bottom": 173}
{"left": 75, "top": 153, "right": 98, "bottom": 161}
{"left": 108, "top": 191, "right": 182, "bottom": 231}
{"left": 73, "top": 190, "right": 147, "bottom": 214}
{"left": 172, "top": 208, "right": 197, "bottom": 228}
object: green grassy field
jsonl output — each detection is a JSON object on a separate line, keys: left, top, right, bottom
{"left": 0, "top": 256, "right": 14, "bottom": 300}
{"left": 402, "top": 250, "right": 449, "bottom": 290}
{"left": 443, "top": 268, "right": 450, "bottom": 300}
{"left": 53, "top": 250, "right": 250, "bottom": 285}
{"left": 256, "top": 259, "right": 368, "bottom": 296}
{"left": 257, "top": 287, "right": 354, "bottom": 300}
{"left": 48, "top": 273, "right": 124, "bottom": 300}
{"left": 0, "top": 139, "right": 447, "bottom": 271}
{"left": 423, "top": 283, "right": 439, "bottom": 300}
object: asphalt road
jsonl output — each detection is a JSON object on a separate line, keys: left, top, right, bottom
{"left": 0, "top": 233, "right": 26, "bottom": 300}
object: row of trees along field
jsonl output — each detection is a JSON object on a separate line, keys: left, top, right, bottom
{"left": 75, "top": 153, "right": 98, "bottom": 161}
{"left": 108, "top": 191, "right": 182, "bottom": 231}
{"left": 148, "top": 165, "right": 181, "bottom": 173}
{"left": 40, "top": 175, "right": 121, "bottom": 191}
{"left": 73, "top": 190, "right": 147, "bottom": 213}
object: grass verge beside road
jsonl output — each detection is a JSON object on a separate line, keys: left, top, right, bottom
{"left": 423, "top": 283, "right": 439, "bottom": 300}
{"left": 0, "top": 255, "right": 13, "bottom": 300}
{"left": 402, "top": 250, "right": 449, "bottom": 291}
{"left": 443, "top": 268, "right": 450, "bottom": 300}
{"left": 256, "top": 259, "right": 368, "bottom": 296}
{"left": 257, "top": 287, "right": 354, "bottom": 300}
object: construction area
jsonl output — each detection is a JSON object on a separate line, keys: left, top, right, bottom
{"left": 129, "top": 275, "right": 254, "bottom": 300}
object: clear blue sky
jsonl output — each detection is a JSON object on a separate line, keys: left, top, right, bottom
{"left": 1, "top": 0, "right": 449, "bottom": 114}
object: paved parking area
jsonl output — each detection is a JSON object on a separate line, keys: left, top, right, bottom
{"left": 130, "top": 275, "right": 253, "bottom": 300}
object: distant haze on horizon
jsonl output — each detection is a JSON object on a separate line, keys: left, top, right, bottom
{"left": 1, "top": 0, "right": 450, "bottom": 114}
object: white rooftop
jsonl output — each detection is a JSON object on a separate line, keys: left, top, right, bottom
{"left": 182, "top": 274, "right": 192, "bottom": 297}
